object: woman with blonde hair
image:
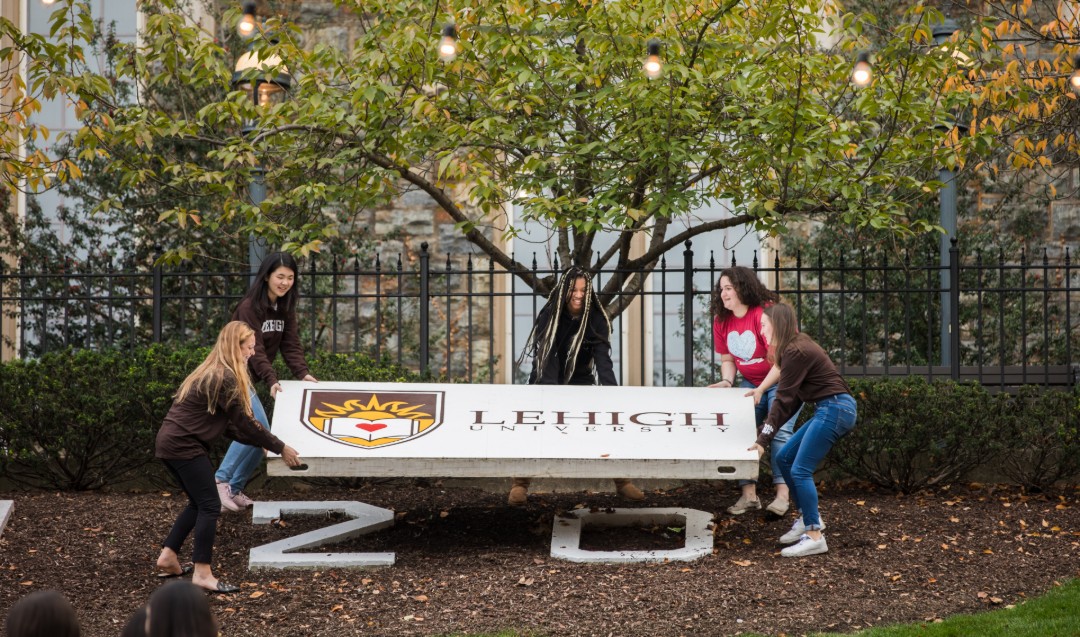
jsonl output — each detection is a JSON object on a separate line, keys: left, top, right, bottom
{"left": 154, "top": 321, "right": 302, "bottom": 592}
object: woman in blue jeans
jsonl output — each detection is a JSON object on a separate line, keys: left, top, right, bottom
{"left": 214, "top": 253, "right": 316, "bottom": 511}
{"left": 751, "top": 303, "right": 857, "bottom": 558}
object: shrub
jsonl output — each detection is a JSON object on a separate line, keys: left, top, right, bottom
{"left": 994, "top": 385, "right": 1080, "bottom": 491}
{"left": 0, "top": 345, "right": 420, "bottom": 490}
{"left": 831, "top": 377, "right": 1006, "bottom": 493}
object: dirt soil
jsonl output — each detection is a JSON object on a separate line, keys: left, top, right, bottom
{"left": 1, "top": 480, "right": 1078, "bottom": 637}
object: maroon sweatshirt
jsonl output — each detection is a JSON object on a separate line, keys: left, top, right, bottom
{"left": 232, "top": 296, "right": 310, "bottom": 387}
{"left": 155, "top": 370, "right": 286, "bottom": 460}
{"left": 758, "top": 335, "right": 852, "bottom": 447}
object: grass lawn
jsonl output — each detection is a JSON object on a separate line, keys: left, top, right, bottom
{"left": 808, "top": 578, "right": 1080, "bottom": 637}
{"left": 452, "top": 579, "right": 1080, "bottom": 637}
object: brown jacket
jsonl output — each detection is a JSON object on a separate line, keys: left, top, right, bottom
{"left": 233, "top": 296, "right": 309, "bottom": 387}
{"left": 758, "top": 335, "right": 851, "bottom": 447}
{"left": 155, "top": 370, "right": 286, "bottom": 460}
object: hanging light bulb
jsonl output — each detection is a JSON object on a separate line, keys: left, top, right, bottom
{"left": 1071, "top": 52, "right": 1080, "bottom": 95}
{"left": 237, "top": 1, "right": 257, "bottom": 39}
{"left": 41, "top": 0, "right": 58, "bottom": 5}
{"left": 643, "top": 39, "right": 662, "bottom": 80}
{"left": 851, "top": 51, "right": 872, "bottom": 88}
{"left": 438, "top": 24, "right": 458, "bottom": 62}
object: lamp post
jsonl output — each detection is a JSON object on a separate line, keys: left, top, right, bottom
{"left": 231, "top": 42, "right": 291, "bottom": 280}
{"left": 931, "top": 18, "right": 966, "bottom": 368}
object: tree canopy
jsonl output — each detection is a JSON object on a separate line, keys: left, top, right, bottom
{"left": 1, "top": 0, "right": 1008, "bottom": 311}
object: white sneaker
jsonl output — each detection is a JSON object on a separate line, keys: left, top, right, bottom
{"left": 217, "top": 482, "right": 241, "bottom": 512}
{"left": 779, "top": 516, "right": 826, "bottom": 544}
{"left": 780, "top": 533, "right": 828, "bottom": 557}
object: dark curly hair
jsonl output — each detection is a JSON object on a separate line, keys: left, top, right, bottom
{"left": 709, "top": 266, "right": 779, "bottom": 322}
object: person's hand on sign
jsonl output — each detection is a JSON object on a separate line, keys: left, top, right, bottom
{"left": 744, "top": 387, "right": 764, "bottom": 405}
{"left": 280, "top": 445, "right": 302, "bottom": 468}
{"left": 748, "top": 443, "right": 765, "bottom": 459}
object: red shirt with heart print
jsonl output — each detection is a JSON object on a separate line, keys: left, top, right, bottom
{"left": 712, "top": 305, "right": 771, "bottom": 386}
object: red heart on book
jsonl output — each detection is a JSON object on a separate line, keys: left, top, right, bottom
{"left": 356, "top": 423, "right": 387, "bottom": 433}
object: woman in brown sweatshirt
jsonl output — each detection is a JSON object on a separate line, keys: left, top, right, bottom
{"left": 214, "top": 252, "right": 317, "bottom": 511}
{"left": 752, "top": 303, "right": 857, "bottom": 558}
{"left": 155, "top": 321, "right": 302, "bottom": 593}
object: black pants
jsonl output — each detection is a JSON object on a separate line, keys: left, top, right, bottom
{"left": 161, "top": 455, "right": 221, "bottom": 564}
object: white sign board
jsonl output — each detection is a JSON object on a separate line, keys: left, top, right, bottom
{"left": 266, "top": 382, "right": 759, "bottom": 480}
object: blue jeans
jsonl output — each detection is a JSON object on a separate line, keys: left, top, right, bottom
{"left": 775, "top": 393, "right": 857, "bottom": 531}
{"left": 214, "top": 389, "right": 270, "bottom": 494}
{"left": 739, "top": 381, "right": 800, "bottom": 488}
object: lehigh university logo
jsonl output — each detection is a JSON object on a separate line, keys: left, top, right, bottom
{"left": 300, "top": 389, "right": 445, "bottom": 449}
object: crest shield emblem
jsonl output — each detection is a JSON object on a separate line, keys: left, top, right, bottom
{"left": 300, "top": 389, "right": 445, "bottom": 449}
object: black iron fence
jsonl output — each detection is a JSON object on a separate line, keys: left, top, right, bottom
{"left": 2, "top": 242, "right": 1076, "bottom": 388}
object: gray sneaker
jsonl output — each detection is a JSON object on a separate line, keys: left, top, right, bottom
{"left": 780, "top": 533, "right": 828, "bottom": 557}
{"left": 765, "top": 497, "right": 790, "bottom": 516}
{"left": 726, "top": 495, "right": 762, "bottom": 515}
{"left": 779, "top": 516, "right": 826, "bottom": 544}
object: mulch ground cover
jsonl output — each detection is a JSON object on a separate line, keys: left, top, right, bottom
{"left": 1, "top": 480, "right": 1078, "bottom": 637}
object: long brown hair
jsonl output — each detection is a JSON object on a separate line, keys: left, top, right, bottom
{"left": 763, "top": 303, "right": 804, "bottom": 368}
{"left": 710, "top": 266, "right": 779, "bottom": 322}
{"left": 175, "top": 321, "right": 255, "bottom": 417}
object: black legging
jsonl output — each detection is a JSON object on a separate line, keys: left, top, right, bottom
{"left": 161, "top": 455, "right": 221, "bottom": 564}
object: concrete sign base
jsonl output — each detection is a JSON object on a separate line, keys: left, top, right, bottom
{"left": 550, "top": 507, "right": 714, "bottom": 564}
{"left": 0, "top": 501, "right": 12, "bottom": 539}
{"left": 249, "top": 501, "right": 395, "bottom": 570}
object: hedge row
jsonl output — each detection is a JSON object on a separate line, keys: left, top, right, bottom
{"left": 1, "top": 347, "right": 1077, "bottom": 492}
{"left": 0, "top": 345, "right": 418, "bottom": 490}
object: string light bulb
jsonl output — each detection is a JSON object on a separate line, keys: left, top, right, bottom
{"left": 643, "top": 40, "right": 662, "bottom": 80}
{"left": 439, "top": 24, "right": 458, "bottom": 62}
{"left": 41, "top": 0, "right": 58, "bottom": 5}
{"left": 851, "top": 51, "right": 872, "bottom": 88}
{"left": 1071, "top": 52, "right": 1080, "bottom": 94}
{"left": 238, "top": 1, "right": 257, "bottom": 39}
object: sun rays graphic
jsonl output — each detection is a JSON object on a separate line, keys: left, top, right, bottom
{"left": 308, "top": 393, "right": 437, "bottom": 448}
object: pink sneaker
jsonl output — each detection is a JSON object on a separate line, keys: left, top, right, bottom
{"left": 217, "top": 482, "right": 241, "bottom": 512}
{"left": 231, "top": 491, "right": 255, "bottom": 508}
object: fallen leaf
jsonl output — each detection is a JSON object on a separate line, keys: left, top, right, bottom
{"left": 600, "top": 454, "right": 610, "bottom": 458}
{"left": 990, "top": 597, "right": 1003, "bottom": 604}
{"left": 439, "top": 511, "right": 449, "bottom": 518}
{"left": 977, "top": 591, "right": 988, "bottom": 599}
{"left": 331, "top": 604, "right": 343, "bottom": 613}
{"left": 19, "top": 581, "right": 32, "bottom": 586}
{"left": 361, "top": 578, "right": 372, "bottom": 585}
{"left": 680, "top": 568, "right": 692, "bottom": 572}
{"left": 877, "top": 544, "right": 888, "bottom": 550}
{"left": 412, "top": 595, "right": 429, "bottom": 602}
{"left": 731, "top": 560, "right": 753, "bottom": 567}
{"left": 856, "top": 500, "right": 865, "bottom": 506}
{"left": 949, "top": 516, "right": 960, "bottom": 523}
{"left": 249, "top": 591, "right": 265, "bottom": 599}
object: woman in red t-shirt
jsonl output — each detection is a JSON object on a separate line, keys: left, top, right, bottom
{"left": 709, "top": 266, "right": 801, "bottom": 516}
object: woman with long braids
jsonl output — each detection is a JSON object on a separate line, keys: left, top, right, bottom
{"left": 508, "top": 266, "right": 644, "bottom": 506}
{"left": 754, "top": 303, "right": 857, "bottom": 558}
